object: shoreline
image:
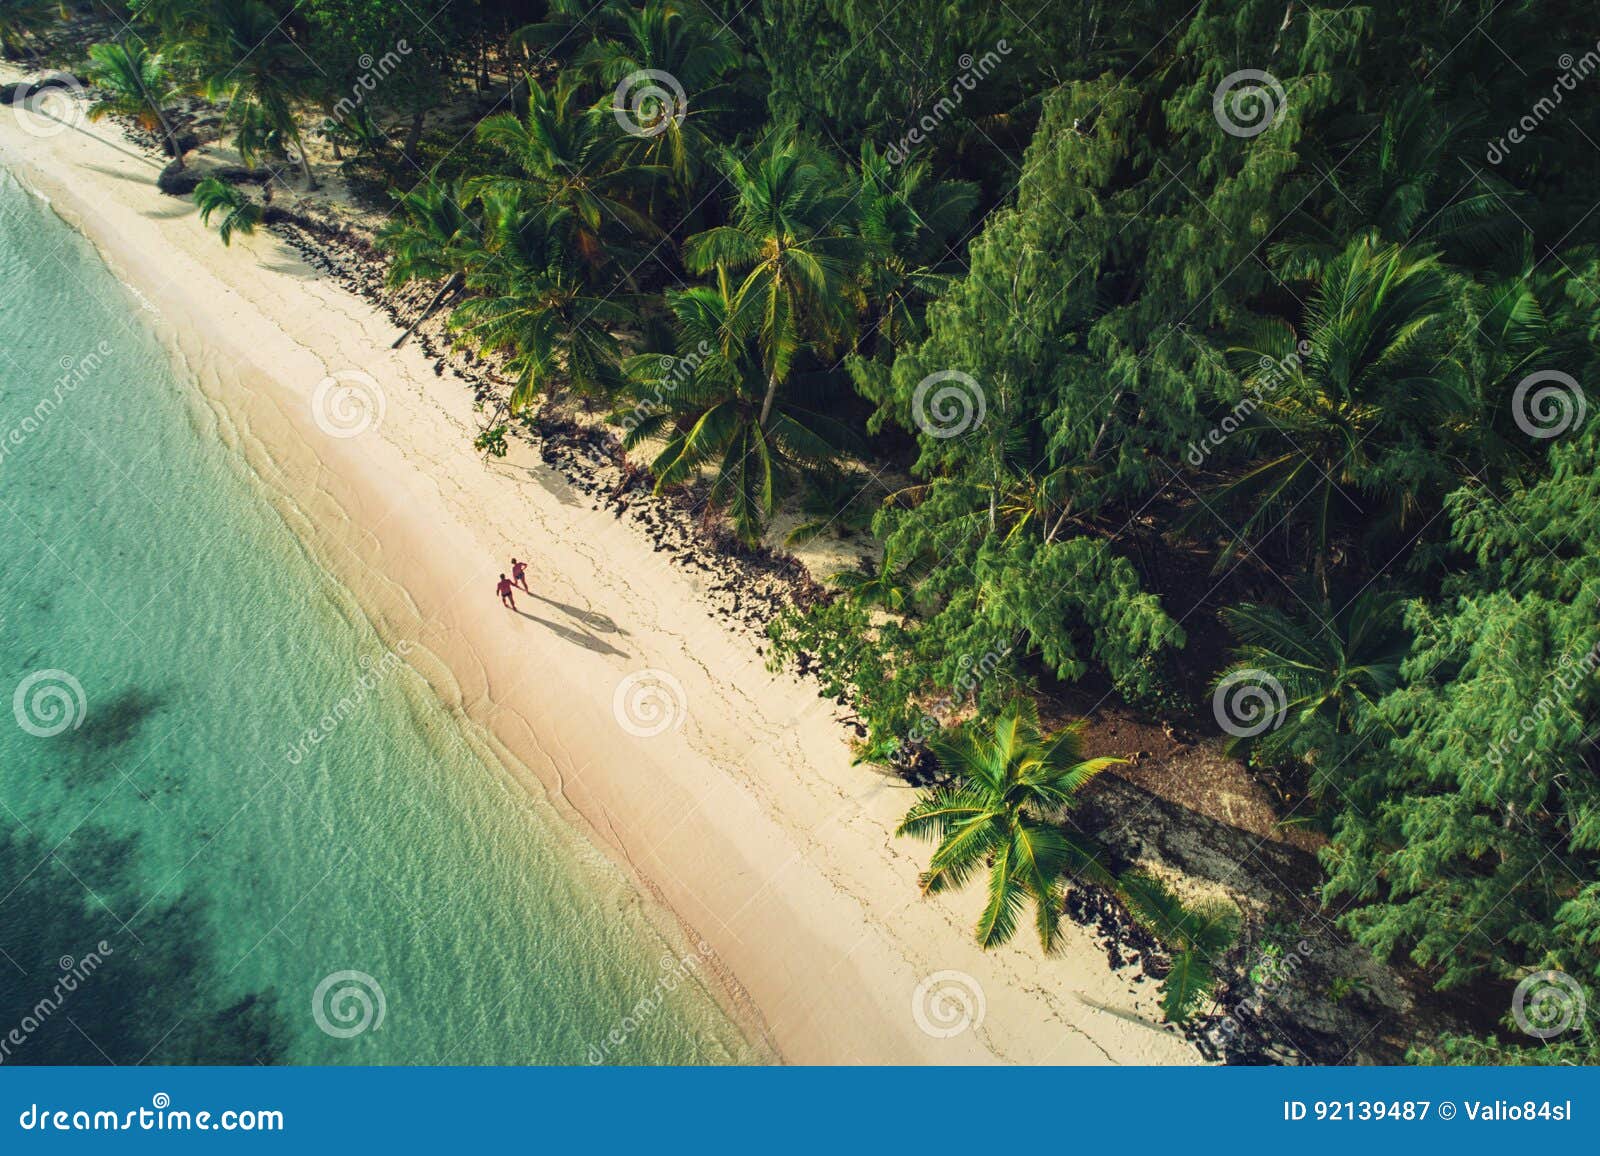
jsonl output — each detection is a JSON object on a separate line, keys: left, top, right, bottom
{"left": 0, "top": 109, "right": 1203, "bottom": 1065}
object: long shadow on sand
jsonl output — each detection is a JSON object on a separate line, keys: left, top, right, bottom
{"left": 528, "top": 593, "right": 628, "bottom": 636}
{"left": 508, "top": 608, "right": 627, "bottom": 658}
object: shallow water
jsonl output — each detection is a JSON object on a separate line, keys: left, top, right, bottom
{"left": 0, "top": 169, "right": 760, "bottom": 1065}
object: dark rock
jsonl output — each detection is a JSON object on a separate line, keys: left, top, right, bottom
{"left": 1, "top": 72, "right": 83, "bottom": 104}
{"left": 157, "top": 161, "right": 271, "bottom": 196}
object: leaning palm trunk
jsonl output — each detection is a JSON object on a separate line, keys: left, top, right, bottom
{"left": 297, "top": 143, "right": 317, "bottom": 190}
{"left": 758, "top": 368, "right": 780, "bottom": 428}
{"left": 392, "top": 272, "right": 463, "bottom": 349}
{"left": 154, "top": 106, "right": 184, "bottom": 166}
{"left": 756, "top": 268, "right": 784, "bottom": 427}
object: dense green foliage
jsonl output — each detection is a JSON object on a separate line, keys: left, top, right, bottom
{"left": 89, "top": 0, "right": 1600, "bottom": 1054}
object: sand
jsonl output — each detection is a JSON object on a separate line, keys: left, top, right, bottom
{"left": 0, "top": 96, "right": 1203, "bottom": 1065}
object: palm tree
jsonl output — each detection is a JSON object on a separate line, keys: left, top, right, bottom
{"left": 897, "top": 701, "right": 1123, "bottom": 951}
{"left": 584, "top": 0, "right": 740, "bottom": 199}
{"left": 0, "top": 0, "right": 61, "bottom": 60}
{"left": 829, "top": 548, "right": 918, "bottom": 612}
{"left": 1273, "top": 91, "right": 1522, "bottom": 277}
{"left": 376, "top": 174, "right": 478, "bottom": 347}
{"left": 1215, "top": 587, "right": 1408, "bottom": 779}
{"left": 615, "top": 273, "right": 860, "bottom": 544}
{"left": 180, "top": 0, "right": 320, "bottom": 188}
{"left": 192, "top": 177, "right": 263, "bottom": 245}
{"left": 317, "top": 106, "right": 387, "bottom": 163}
{"left": 512, "top": 0, "right": 632, "bottom": 72}
{"left": 470, "top": 76, "right": 663, "bottom": 274}
{"left": 1203, "top": 236, "right": 1462, "bottom": 589}
{"left": 86, "top": 40, "right": 185, "bottom": 166}
{"left": 376, "top": 175, "right": 475, "bottom": 288}
{"left": 853, "top": 141, "right": 976, "bottom": 355}
{"left": 1117, "top": 870, "right": 1239, "bottom": 1023}
{"left": 447, "top": 195, "right": 630, "bottom": 410}
{"left": 684, "top": 133, "right": 864, "bottom": 428}
{"left": 782, "top": 469, "right": 877, "bottom": 545}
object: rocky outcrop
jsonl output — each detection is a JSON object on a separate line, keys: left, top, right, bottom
{"left": 0, "top": 71, "right": 84, "bottom": 104}
{"left": 157, "top": 160, "right": 270, "bottom": 197}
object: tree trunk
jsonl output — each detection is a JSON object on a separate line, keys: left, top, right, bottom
{"left": 757, "top": 268, "right": 784, "bottom": 428}
{"left": 1045, "top": 389, "right": 1123, "bottom": 543}
{"left": 392, "top": 273, "right": 463, "bottom": 349}
{"left": 402, "top": 110, "right": 426, "bottom": 167}
{"left": 297, "top": 143, "right": 319, "bottom": 191}
{"left": 758, "top": 368, "right": 780, "bottom": 428}
{"left": 155, "top": 108, "right": 184, "bottom": 168}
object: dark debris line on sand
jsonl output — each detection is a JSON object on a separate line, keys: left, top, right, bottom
{"left": 178, "top": 190, "right": 1417, "bottom": 1068}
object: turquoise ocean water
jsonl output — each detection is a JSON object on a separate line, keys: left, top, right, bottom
{"left": 0, "top": 168, "right": 759, "bottom": 1065}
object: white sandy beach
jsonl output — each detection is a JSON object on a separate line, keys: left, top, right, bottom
{"left": 0, "top": 101, "right": 1202, "bottom": 1065}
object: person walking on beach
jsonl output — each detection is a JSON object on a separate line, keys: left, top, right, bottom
{"left": 496, "top": 574, "right": 517, "bottom": 610}
{"left": 511, "top": 558, "right": 529, "bottom": 592}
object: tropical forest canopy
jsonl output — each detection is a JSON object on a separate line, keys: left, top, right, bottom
{"left": 33, "top": 0, "right": 1600, "bottom": 1058}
